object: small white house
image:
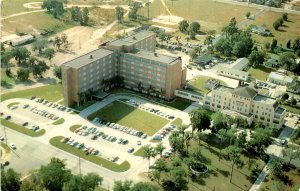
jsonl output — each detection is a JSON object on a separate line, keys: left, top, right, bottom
{"left": 268, "top": 72, "right": 293, "bottom": 86}
{"left": 9, "top": 35, "right": 34, "bottom": 46}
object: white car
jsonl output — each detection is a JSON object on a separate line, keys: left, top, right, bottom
{"left": 10, "top": 144, "right": 16, "bottom": 150}
{"left": 0, "top": 136, "right": 4, "bottom": 141}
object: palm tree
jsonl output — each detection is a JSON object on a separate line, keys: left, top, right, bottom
{"left": 152, "top": 159, "right": 168, "bottom": 184}
{"left": 226, "top": 145, "right": 244, "bottom": 183}
{"left": 145, "top": 1, "right": 151, "bottom": 20}
{"left": 217, "top": 129, "right": 228, "bottom": 161}
{"left": 142, "top": 145, "right": 156, "bottom": 172}
{"left": 155, "top": 142, "right": 165, "bottom": 158}
{"left": 194, "top": 131, "right": 206, "bottom": 146}
{"left": 53, "top": 36, "right": 62, "bottom": 49}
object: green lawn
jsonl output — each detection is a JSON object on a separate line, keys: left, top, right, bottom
{"left": 188, "top": 76, "right": 227, "bottom": 95}
{"left": 70, "top": 100, "right": 97, "bottom": 111}
{"left": 1, "top": 0, "right": 43, "bottom": 17}
{"left": 0, "top": 119, "right": 46, "bottom": 137}
{"left": 7, "top": 102, "right": 20, "bottom": 108}
{"left": 1, "top": 69, "right": 15, "bottom": 89}
{"left": 164, "top": 99, "right": 191, "bottom": 111}
{"left": 87, "top": 101, "right": 169, "bottom": 136}
{"left": 1, "top": 84, "right": 63, "bottom": 102}
{"left": 171, "top": 118, "right": 183, "bottom": 126}
{"left": 248, "top": 65, "right": 276, "bottom": 81}
{"left": 50, "top": 136, "right": 130, "bottom": 172}
{"left": 133, "top": 147, "right": 145, "bottom": 157}
{"left": 69, "top": 124, "right": 81, "bottom": 132}
{"left": 52, "top": 118, "right": 65, "bottom": 125}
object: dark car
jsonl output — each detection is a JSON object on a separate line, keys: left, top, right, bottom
{"left": 30, "top": 96, "right": 36, "bottom": 100}
{"left": 5, "top": 116, "right": 11, "bottom": 120}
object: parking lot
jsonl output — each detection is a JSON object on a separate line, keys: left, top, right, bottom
{"left": 0, "top": 94, "right": 190, "bottom": 174}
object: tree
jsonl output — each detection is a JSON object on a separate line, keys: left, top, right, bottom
{"left": 17, "top": 68, "right": 30, "bottom": 81}
{"left": 115, "top": 6, "right": 124, "bottom": 23}
{"left": 264, "top": 41, "right": 270, "bottom": 50}
{"left": 42, "top": 0, "right": 64, "bottom": 18}
{"left": 247, "top": 128, "right": 273, "bottom": 155}
{"left": 53, "top": 65, "right": 62, "bottom": 79}
{"left": 81, "top": 7, "right": 89, "bottom": 25}
{"left": 268, "top": 158, "right": 284, "bottom": 178}
{"left": 84, "top": 172, "right": 103, "bottom": 191}
{"left": 270, "top": 39, "right": 278, "bottom": 52}
{"left": 11, "top": 47, "right": 31, "bottom": 65}
{"left": 169, "top": 131, "right": 185, "bottom": 155}
{"left": 113, "top": 180, "right": 132, "bottom": 191}
{"left": 282, "top": 13, "right": 288, "bottom": 21}
{"left": 248, "top": 50, "right": 265, "bottom": 66}
{"left": 39, "top": 158, "right": 72, "bottom": 191}
{"left": 130, "top": 182, "right": 159, "bottom": 191}
{"left": 32, "top": 60, "right": 50, "bottom": 78}
{"left": 287, "top": 40, "right": 291, "bottom": 49}
{"left": 212, "top": 112, "right": 228, "bottom": 133}
{"left": 282, "top": 147, "right": 300, "bottom": 165}
{"left": 1, "top": 168, "right": 21, "bottom": 191}
{"left": 169, "top": 166, "right": 188, "bottom": 191}
{"left": 222, "top": 17, "right": 239, "bottom": 37}
{"left": 189, "top": 109, "right": 211, "bottom": 134}
{"left": 272, "top": 181, "right": 285, "bottom": 191}
{"left": 142, "top": 145, "right": 156, "bottom": 171}
{"left": 246, "top": 12, "right": 251, "bottom": 18}
{"left": 63, "top": 175, "right": 86, "bottom": 191}
{"left": 188, "top": 49, "right": 197, "bottom": 61}
{"left": 158, "top": 31, "right": 167, "bottom": 45}
{"left": 20, "top": 179, "right": 40, "bottom": 191}
{"left": 53, "top": 36, "right": 62, "bottom": 49}
{"left": 194, "top": 131, "right": 206, "bottom": 146}
{"left": 215, "top": 37, "right": 232, "bottom": 56}
{"left": 273, "top": 20, "right": 281, "bottom": 30}
{"left": 279, "top": 52, "right": 297, "bottom": 71}
{"left": 44, "top": 48, "right": 55, "bottom": 63}
{"left": 235, "top": 116, "right": 248, "bottom": 128}
{"left": 145, "top": 1, "right": 151, "bottom": 20}
{"left": 217, "top": 129, "right": 228, "bottom": 161}
{"left": 1, "top": 50, "right": 12, "bottom": 70}
{"left": 155, "top": 142, "right": 165, "bottom": 157}
{"left": 32, "top": 39, "right": 47, "bottom": 54}
{"left": 189, "top": 21, "right": 200, "bottom": 33}
{"left": 277, "top": 17, "right": 284, "bottom": 26}
{"left": 151, "top": 159, "right": 168, "bottom": 183}
{"left": 226, "top": 145, "right": 244, "bottom": 182}
{"left": 178, "top": 20, "right": 189, "bottom": 34}
{"left": 292, "top": 38, "right": 300, "bottom": 56}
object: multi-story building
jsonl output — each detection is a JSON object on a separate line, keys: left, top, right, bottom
{"left": 204, "top": 85, "right": 286, "bottom": 128}
{"left": 62, "top": 31, "right": 187, "bottom": 106}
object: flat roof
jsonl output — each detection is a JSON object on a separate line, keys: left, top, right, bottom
{"left": 230, "top": 58, "right": 249, "bottom": 70}
{"left": 63, "top": 48, "right": 114, "bottom": 68}
{"left": 126, "top": 49, "right": 179, "bottom": 64}
{"left": 214, "top": 85, "right": 233, "bottom": 93}
{"left": 108, "top": 31, "right": 155, "bottom": 47}
{"left": 275, "top": 107, "right": 285, "bottom": 115}
{"left": 254, "top": 95, "right": 276, "bottom": 105}
{"left": 268, "top": 72, "right": 293, "bottom": 83}
{"left": 217, "top": 66, "right": 249, "bottom": 76}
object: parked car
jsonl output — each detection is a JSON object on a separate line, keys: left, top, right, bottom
{"left": 10, "top": 144, "right": 16, "bottom": 150}
{"left": 127, "top": 147, "right": 134, "bottom": 153}
{"left": 0, "top": 136, "right": 5, "bottom": 141}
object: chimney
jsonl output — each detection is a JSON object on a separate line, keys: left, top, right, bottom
{"left": 89, "top": 54, "right": 93, "bottom": 59}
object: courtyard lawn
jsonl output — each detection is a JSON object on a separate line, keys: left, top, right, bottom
{"left": 248, "top": 65, "right": 276, "bottom": 81}
{"left": 164, "top": 99, "right": 191, "bottom": 111}
{"left": 0, "top": 119, "right": 46, "bottom": 137}
{"left": 1, "top": 84, "right": 63, "bottom": 102}
{"left": 133, "top": 147, "right": 145, "bottom": 157}
{"left": 188, "top": 76, "right": 227, "bottom": 95}
{"left": 281, "top": 104, "right": 300, "bottom": 115}
{"left": 87, "top": 101, "right": 169, "bottom": 136}
{"left": 50, "top": 136, "right": 130, "bottom": 172}
{"left": 7, "top": 102, "right": 20, "bottom": 108}
{"left": 52, "top": 118, "right": 65, "bottom": 125}
{"left": 69, "top": 124, "right": 81, "bottom": 132}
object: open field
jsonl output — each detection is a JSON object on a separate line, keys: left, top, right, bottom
{"left": 248, "top": 65, "right": 276, "bottom": 81}
{"left": 0, "top": 119, "right": 46, "bottom": 137}
{"left": 188, "top": 76, "right": 227, "bottom": 94}
{"left": 50, "top": 136, "right": 130, "bottom": 172}
{"left": 69, "top": 124, "right": 81, "bottom": 132}
{"left": 248, "top": 11, "right": 300, "bottom": 45}
{"left": 141, "top": 0, "right": 258, "bottom": 32}
{"left": 1, "top": 84, "right": 63, "bottom": 102}
{"left": 87, "top": 101, "right": 169, "bottom": 136}
{"left": 171, "top": 118, "right": 183, "bottom": 126}
{"left": 1, "top": 0, "right": 42, "bottom": 17}
{"left": 2, "top": 11, "right": 75, "bottom": 35}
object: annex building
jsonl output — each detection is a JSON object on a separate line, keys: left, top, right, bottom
{"left": 62, "top": 31, "right": 187, "bottom": 106}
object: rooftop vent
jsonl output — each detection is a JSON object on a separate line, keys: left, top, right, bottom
{"left": 89, "top": 55, "right": 93, "bottom": 59}
{"left": 154, "top": 53, "right": 158, "bottom": 57}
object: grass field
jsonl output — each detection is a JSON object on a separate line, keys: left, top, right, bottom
{"left": 188, "top": 76, "right": 227, "bottom": 94}
{"left": 133, "top": 147, "right": 145, "bottom": 157}
{"left": 281, "top": 104, "right": 300, "bottom": 115}
{"left": 1, "top": 119, "right": 46, "bottom": 137}
{"left": 1, "top": 84, "right": 63, "bottom": 102}
{"left": 1, "top": 142, "right": 11, "bottom": 154}
{"left": 50, "top": 136, "right": 130, "bottom": 172}
{"left": 1, "top": 69, "right": 15, "bottom": 89}
{"left": 2, "top": 11, "right": 75, "bottom": 34}
{"left": 248, "top": 65, "right": 276, "bottom": 81}
{"left": 69, "top": 124, "right": 81, "bottom": 132}
{"left": 87, "top": 101, "right": 169, "bottom": 136}
{"left": 1, "top": 0, "right": 43, "bottom": 17}
{"left": 141, "top": 0, "right": 258, "bottom": 32}
{"left": 52, "top": 118, "right": 65, "bottom": 125}
{"left": 248, "top": 11, "right": 300, "bottom": 45}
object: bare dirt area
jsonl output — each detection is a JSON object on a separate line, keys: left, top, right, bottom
{"left": 152, "top": 15, "right": 184, "bottom": 26}
{"left": 51, "top": 26, "right": 96, "bottom": 66}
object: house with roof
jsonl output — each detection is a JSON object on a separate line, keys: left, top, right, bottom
{"left": 217, "top": 66, "right": 249, "bottom": 81}
{"left": 229, "top": 58, "right": 249, "bottom": 71}
{"left": 193, "top": 55, "right": 213, "bottom": 66}
{"left": 203, "top": 85, "right": 285, "bottom": 128}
